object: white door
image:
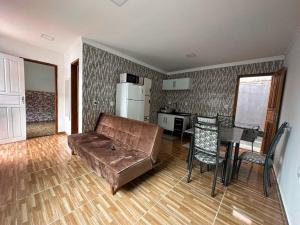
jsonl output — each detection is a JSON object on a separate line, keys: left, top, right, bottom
{"left": 0, "top": 52, "right": 26, "bottom": 144}
{"left": 127, "top": 100, "right": 144, "bottom": 121}
{"left": 144, "top": 95, "right": 150, "bottom": 117}
{"left": 144, "top": 78, "right": 152, "bottom": 95}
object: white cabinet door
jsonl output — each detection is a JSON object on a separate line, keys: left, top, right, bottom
{"left": 158, "top": 113, "right": 175, "bottom": 131}
{"left": 165, "top": 114, "right": 175, "bottom": 131}
{"left": 0, "top": 52, "right": 26, "bottom": 144}
{"left": 158, "top": 113, "right": 167, "bottom": 130}
{"left": 162, "top": 78, "right": 191, "bottom": 90}
{"left": 175, "top": 78, "right": 191, "bottom": 90}
{"left": 162, "top": 79, "right": 173, "bottom": 90}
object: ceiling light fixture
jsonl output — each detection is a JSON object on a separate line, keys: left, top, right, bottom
{"left": 185, "top": 53, "right": 197, "bottom": 58}
{"left": 40, "top": 33, "right": 55, "bottom": 41}
{"left": 110, "top": 0, "right": 128, "bottom": 7}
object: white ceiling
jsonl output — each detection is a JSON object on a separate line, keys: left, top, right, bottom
{"left": 0, "top": 0, "right": 299, "bottom": 72}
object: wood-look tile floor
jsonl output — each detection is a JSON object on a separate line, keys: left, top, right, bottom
{"left": 0, "top": 134, "right": 287, "bottom": 225}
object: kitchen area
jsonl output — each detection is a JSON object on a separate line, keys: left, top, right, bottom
{"left": 115, "top": 73, "right": 193, "bottom": 139}
{"left": 158, "top": 77, "right": 192, "bottom": 137}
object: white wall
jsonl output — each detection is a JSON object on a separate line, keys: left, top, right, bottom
{"left": 0, "top": 36, "right": 65, "bottom": 132}
{"left": 24, "top": 61, "right": 56, "bottom": 92}
{"left": 274, "top": 31, "right": 300, "bottom": 225}
{"left": 64, "top": 37, "right": 82, "bottom": 134}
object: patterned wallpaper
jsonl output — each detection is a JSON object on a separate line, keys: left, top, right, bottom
{"left": 164, "top": 60, "right": 284, "bottom": 116}
{"left": 82, "top": 43, "right": 167, "bottom": 132}
{"left": 82, "top": 42, "right": 283, "bottom": 131}
{"left": 26, "top": 90, "right": 55, "bottom": 123}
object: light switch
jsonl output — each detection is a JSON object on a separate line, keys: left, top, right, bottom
{"left": 297, "top": 165, "right": 300, "bottom": 178}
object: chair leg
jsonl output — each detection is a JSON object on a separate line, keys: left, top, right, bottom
{"left": 207, "top": 164, "right": 210, "bottom": 172}
{"left": 211, "top": 163, "right": 219, "bottom": 197}
{"left": 236, "top": 159, "right": 242, "bottom": 179}
{"left": 221, "top": 162, "right": 225, "bottom": 183}
{"left": 222, "top": 162, "right": 226, "bottom": 183}
{"left": 269, "top": 169, "right": 272, "bottom": 187}
{"left": 263, "top": 166, "right": 269, "bottom": 197}
{"left": 187, "top": 160, "right": 193, "bottom": 183}
{"left": 200, "top": 162, "right": 203, "bottom": 173}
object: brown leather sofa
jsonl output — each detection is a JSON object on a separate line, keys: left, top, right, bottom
{"left": 68, "top": 113, "right": 163, "bottom": 194}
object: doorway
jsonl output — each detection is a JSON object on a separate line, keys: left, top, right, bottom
{"left": 71, "top": 59, "right": 79, "bottom": 134}
{"left": 234, "top": 75, "right": 272, "bottom": 153}
{"left": 234, "top": 69, "right": 286, "bottom": 154}
{"left": 24, "top": 59, "right": 57, "bottom": 138}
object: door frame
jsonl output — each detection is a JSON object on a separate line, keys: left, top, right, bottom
{"left": 23, "top": 58, "right": 58, "bottom": 133}
{"left": 71, "top": 59, "right": 79, "bottom": 134}
{"left": 233, "top": 72, "right": 274, "bottom": 118}
{"left": 232, "top": 71, "right": 286, "bottom": 153}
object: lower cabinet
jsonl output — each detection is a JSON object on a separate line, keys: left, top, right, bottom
{"left": 158, "top": 113, "right": 174, "bottom": 131}
{"left": 157, "top": 113, "right": 189, "bottom": 132}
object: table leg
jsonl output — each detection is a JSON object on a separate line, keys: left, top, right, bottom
{"left": 186, "top": 135, "right": 193, "bottom": 169}
{"left": 224, "top": 142, "right": 233, "bottom": 186}
{"left": 232, "top": 142, "right": 240, "bottom": 179}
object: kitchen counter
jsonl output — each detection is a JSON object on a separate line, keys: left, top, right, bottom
{"left": 158, "top": 111, "right": 191, "bottom": 117}
{"left": 157, "top": 112, "right": 190, "bottom": 132}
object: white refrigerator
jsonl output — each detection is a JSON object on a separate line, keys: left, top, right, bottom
{"left": 116, "top": 83, "right": 145, "bottom": 121}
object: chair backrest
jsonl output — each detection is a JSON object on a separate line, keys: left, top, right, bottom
{"left": 217, "top": 114, "right": 234, "bottom": 128}
{"left": 195, "top": 115, "right": 217, "bottom": 125}
{"left": 241, "top": 127, "right": 259, "bottom": 142}
{"left": 265, "top": 122, "right": 288, "bottom": 161}
{"left": 193, "top": 116, "right": 220, "bottom": 156}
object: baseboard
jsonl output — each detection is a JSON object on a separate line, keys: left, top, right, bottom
{"left": 57, "top": 132, "right": 67, "bottom": 135}
{"left": 273, "top": 168, "right": 290, "bottom": 225}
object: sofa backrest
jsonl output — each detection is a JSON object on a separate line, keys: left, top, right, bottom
{"left": 95, "top": 113, "right": 163, "bottom": 164}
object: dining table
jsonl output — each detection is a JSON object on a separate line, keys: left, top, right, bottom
{"left": 219, "top": 127, "right": 244, "bottom": 186}
{"left": 187, "top": 126, "right": 244, "bottom": 186}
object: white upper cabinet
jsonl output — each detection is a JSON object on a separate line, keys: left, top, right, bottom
{"left": 162, "top": 78, "right": 191, "bottom": 90}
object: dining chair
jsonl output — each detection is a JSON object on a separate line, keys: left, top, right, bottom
{"left": 241, "top": 126, "right": 260, "bottom": 152}
{"left": 236, "top": 122, "right": 288, "bottom": 196}
{"left": 181, "top": 114, "right": 197, "bottom": 144}
{"left": 217, "top": 114, "right": 234, "bottom": 178}
{"left": 187, "top": 116, "right": 224, "bottom": 197}
{"left": 217, "top": 114, "right": 234, "bottom": 128}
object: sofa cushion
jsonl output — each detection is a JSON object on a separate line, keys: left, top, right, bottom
{"left": 95, "top": 113, "right": 162, "bottom": 164}
{"left": 68, "top": 132, "right": 112, "bottom": 153}
{"left": 80, "top": 141, "right": 149, "bottom": 173}
{"left": 75, "top": 141, "right": 152, "bottom": 189}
